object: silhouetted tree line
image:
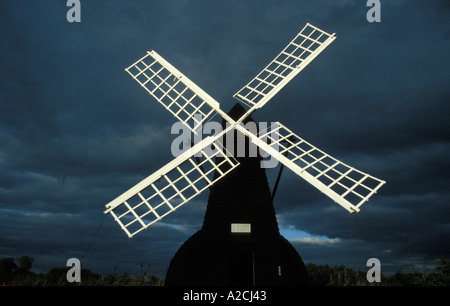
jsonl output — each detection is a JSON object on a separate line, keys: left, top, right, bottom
{"left": 306, "top": 257, "right": 450, "bottom": 286}
{"left": 1, "top": 256, "right": 449, "bottom": 286}
{"left": 0, "top": 256, "right": 164, "bottom": 286}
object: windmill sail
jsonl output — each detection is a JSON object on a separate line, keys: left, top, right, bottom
{"left": 237, "top": 122, "right": 385, "bottom": 213}
{"left": 125, "top": 51, "right": 225, "bottom": 134}
{"left": 233, "top": 23, "right": 336, "bottom": 110}
{"left": 104, "top": 136, "right": 239, "bottom": 237}
{"left": 107, "top": 23, "right": 386, "bottom": 239}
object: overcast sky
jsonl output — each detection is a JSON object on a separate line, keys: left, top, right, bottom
{"left": 1, "top": 0, "right": 449, "bottom": 279}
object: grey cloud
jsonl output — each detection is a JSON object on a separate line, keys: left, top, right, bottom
{"left": 1, "top": 0, "right": 449, "bottom": 278}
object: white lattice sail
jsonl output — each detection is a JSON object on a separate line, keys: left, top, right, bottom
{"left": 104, "top": 137, "right": 239, "bottom": 237}
{"left": 233, "top": 23, "right": 336, "bottom": 110}
{"left": 126, "top": 51, "right": 223, "bottom": 134}
{"left": 241, "top": 122, "right": 386, "bottom": 213}
{"left": 106, "top": 23, "right": 386, "bottom": 238}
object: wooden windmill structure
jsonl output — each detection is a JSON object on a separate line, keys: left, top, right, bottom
{"left": 104, "top": 23, "right": 386, "bottom": 285}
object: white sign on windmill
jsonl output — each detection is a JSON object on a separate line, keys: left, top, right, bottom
{"left": 104, "top": 23, "right": 386, "bottom": 238}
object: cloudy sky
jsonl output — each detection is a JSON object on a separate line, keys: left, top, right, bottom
{"left": 1, "top": 0, "right": 449, "bottom": 279}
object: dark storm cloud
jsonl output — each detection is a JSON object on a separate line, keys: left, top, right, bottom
{"left": 256, "top": 1, "right": 450, "bottom": 273}
{"left": 1, "top": 0, "right": 449, "bottom": 279}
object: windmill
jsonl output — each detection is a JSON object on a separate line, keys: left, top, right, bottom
{"left": 104, "top": 23, "right": 386, "bottom": 285}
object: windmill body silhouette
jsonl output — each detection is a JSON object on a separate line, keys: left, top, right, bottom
{"left": 165, "top": 104, "right": 308, "bottom": 285}
{"left": 104, "top": 23, "right": 386, "bottom": 285}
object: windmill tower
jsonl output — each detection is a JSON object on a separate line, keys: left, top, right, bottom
{"left": 104, "top": 23, "right": 386, "bottom": 285}
{"left": 164, "top": 103, "right": 309, "bottom": 285}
